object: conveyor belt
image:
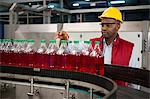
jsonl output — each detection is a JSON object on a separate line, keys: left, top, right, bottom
{"left": 0, "top": 65, "right": 117, "bottom": 99}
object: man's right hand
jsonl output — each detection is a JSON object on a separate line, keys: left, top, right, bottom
{"left": 55, "top": 31, "right": 69, "bottom": 40}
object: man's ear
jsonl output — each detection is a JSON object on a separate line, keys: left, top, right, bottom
{"left": 116, "top": 24, "right": 120, "bottom": 30}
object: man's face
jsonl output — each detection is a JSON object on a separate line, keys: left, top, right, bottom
{"left": 101, "top": 18, "right": 120, "bottom": 39}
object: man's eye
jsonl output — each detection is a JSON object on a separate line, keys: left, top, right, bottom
{"left": 106, "top": 24, "right": 110, "bottom": 27}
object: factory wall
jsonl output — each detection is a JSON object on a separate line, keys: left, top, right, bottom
{"left": 4, "top": 21, "right": 149, "bottom": 69}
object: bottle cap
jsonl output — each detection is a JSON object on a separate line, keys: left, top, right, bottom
{"left": 95, "top": 41, "right": 100, "bottom": 44}
{"left": 87, "top": 41, "right": 92, "bottom": 44}
{"left": 68, "top": 40, "right": 72, "bottom": 43}
{"left": 61, "top": 40, "right": 67, "bottom": 43}
{"left": 28, "top": 39, "right": 35, "bottom": 42}
{"left": 50, "top": 40, "right": 56, "bottom": 43}
{"left": 40, "top": 40, "right": 46, "bottom": 43}
{"left": 74, "top": 40, "right": 79, "bottom": 44}
{"left": 84, "top": 41, "right": 89, "bottom": 44}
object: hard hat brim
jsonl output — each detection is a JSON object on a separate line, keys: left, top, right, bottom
{"left": 98, "top": 15, "right": 123, "bottom": 23}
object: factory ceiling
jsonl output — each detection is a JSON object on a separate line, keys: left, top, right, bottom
{"left": 0, "top": 0, "right": 150, "bottom": 24}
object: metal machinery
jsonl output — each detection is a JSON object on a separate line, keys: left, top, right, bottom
{"left": 0, "top": 66, "right": 117, "bottom": 99}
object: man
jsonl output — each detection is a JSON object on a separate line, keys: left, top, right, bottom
{"left": 91, "top": 7, "right": 138, "bottom": 86}
{"left": 56, "top": 7, "right": 138, "bottom": 86}
{"left": 91, "top": 7, "right": 137, "bottom": 67}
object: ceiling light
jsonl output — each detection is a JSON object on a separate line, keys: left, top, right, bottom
{"left": 48, "top": 4, "right": 55, "bottom": 8}
{"left": 110, "top": 0, "right": 125, "bottom": 4}
{"left": 29, "top": 3, "right": 32, "bottom": 5}
{"left": 72, "top": 3, "right": 80, "bottom": 7}
{"left": 90, "top": 3, "right": 96, "bottom": 6}
{"left": 85, "top": 0, "right": 90, "bottom": 1}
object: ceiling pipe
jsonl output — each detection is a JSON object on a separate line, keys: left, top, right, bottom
{"left": 9, "top": 2, "right": 17, "bottom": 11}
{"left": 69, "top": 5, "right": 150, "bottom": 13}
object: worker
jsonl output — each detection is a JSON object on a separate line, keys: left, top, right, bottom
{"left": 55, "top": 7, "right": 138, "bottom": 87}
{"left": 91, "top": 7, "right": 137, "bottom": 67}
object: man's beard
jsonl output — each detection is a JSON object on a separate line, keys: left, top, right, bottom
{"left": 102, "top": 32, "right": 110, "bottom": 38}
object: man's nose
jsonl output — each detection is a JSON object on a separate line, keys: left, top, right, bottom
{"left": 102, "top": 25, "right": 107, "bottom": 30}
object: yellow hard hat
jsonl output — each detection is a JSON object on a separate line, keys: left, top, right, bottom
{"left": 98, "top": 7, "right": 123, "bottom": 23}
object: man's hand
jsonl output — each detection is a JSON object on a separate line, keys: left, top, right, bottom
{"left": 55, "top": 31, "right": 69, "bottom": 40}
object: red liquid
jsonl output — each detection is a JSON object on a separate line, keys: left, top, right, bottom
{"left": 7, "top": 51, "right": 14, "bottom": 66}
{"left": 79, "top": 55, "right": 96, "bottom": 74}
{"left": 1, "top": 51, "right": 5, "bottom": 65}
{"left": 3, "top": 51, "right": 9, "bottom": 66}
{"left": 34, "top": 53, "right": 45, "bottom": 68}
{"left": 2, "top": 51, "right": 104, "bottom": 76}
{"left": 79, "top": 55, "right": 88, "bottom": 73}
{"left": 17, "top": 52, "right": 25, "bottom": 67}
{"left": 0, "top": 50, "right": 3, "bottom": 65}
{"left": 49, "top": 54, "right": 57, "bottom": 69}
{"left": 11, "top": 52, "right": 17, "bottom": 66}
{"left": 21, "top": 52, "right": 31, "bottom": 68}
{"left": 73, "top": 55, "right": 81, "bottom": 71}
{"left": 95, "top": 56, "right": 104, "bottom": 76}
{"left": 44, "top": 54, "right": 49, "bottom": 69}
{"left": 27, "top": 52, "right": 35, "bottom": 68}
{"left": 64, "top": 54, "right": 73, "bottom": 71}
{"left": 56, "top": 54, "right": 67, "bottom": 70}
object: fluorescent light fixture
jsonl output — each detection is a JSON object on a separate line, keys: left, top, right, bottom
{"left": 48, "top": 5, "right": 55, "bottom": 8}
{"left": 110, "top": 0, "right": 125, "bottom": 4}
{"left": 29, "top": 3, "right": 32, "bottom": 5}
{"left": 85, "top": 0, "right": 90, "bottom": 1}
{"left": 32, "top": 5, "right": 40, "bottom": 8}
{"left": 72, "top": 3, "right": 79, "bottom": 6}
{"left": 90, "top": 3, "right": 96, "bottom": 6}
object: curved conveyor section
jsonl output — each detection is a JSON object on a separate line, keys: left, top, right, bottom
{"left": 0, "top": 66, "right": 117, "bottom": 99}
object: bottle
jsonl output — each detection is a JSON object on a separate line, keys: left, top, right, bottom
{"left": 56, "top": 40, "right": 68, "bottom": 70}
{"left": 90, "top": 41, "right": 102, "bottom": 57}
{"left": 17, "top": 39, "right": 26, "bottom": 67}
{"left": 0, "top": 39, "right": 7, "bottom": 65}
{"left": 91, "top": 41, "right": 104, "bottom": 75}
{"left": 57, "top": 40, "right": 68, "bottom": 55}
{"left": 11, "top": 39, "right": 18, "bottom": 66}
{"left": 25, "top": 39, "right": 35, "bottom": 68}
{"left": 21, "top": 39, "right": 28, "bottom": 67}
{"left": 3, "top": 39, "right": 13, "bottom": 66}
{"left": 0, "top": 39, "right": 3, "bottom": 65}
{"left": 46, "top": 40, "right": 58, "bottom": 69}
{"left": 71, "top": 40, "right": 81, "bottom": 71}
{"left": 36, "top": 40, "right": 48, "bottom": 69}
{"left": 80, "top": 41, "right": 94, "bottom": 73}
{"left": 46, "top": 40, "right": 58, "bottom": 54}
{"left": 65, "top": 40, "right": 73, "bottom": 71}
{"left": 81, "top": 41, "right": 93, "bottom": 56}
{"left": 7, "top": 39, "right": 13, "bottom": 66}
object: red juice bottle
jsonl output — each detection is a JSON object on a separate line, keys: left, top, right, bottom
{"left": 80, "top": 41, "right": 93, "bottom": 73}
{"left": 2, "top": 39, "right": 13, "bottom": 66}
{"left": 25, "top": 39, "right": 35, "bottom": 68}
{"left": 7, "top": 39, "right": 13, "bottom": 66}
{"left": 11, "top": 39, "right": 17, "bottom": 66}
{"left": 17, "top": 39, "right": 25, "bottom": 67}
{"left": 36, "top": 40, "right": 47, "bottom": 69}
{"left": 90, "top": 41, "right": 104, "bottom": 75}
{"left": 56, "top": 40, "right": 68, "bottom": 70}
{"left": 69, "top": 40, "right": 81, "bottom": 71}
{"left": 1, "top": 39, "right": 7, "bottom": 66}
{"left": 46, "top": 40, "right": 58, "bottom": 70}
{"left": 0, "top": 39, "right": 3, "bottom": 65}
